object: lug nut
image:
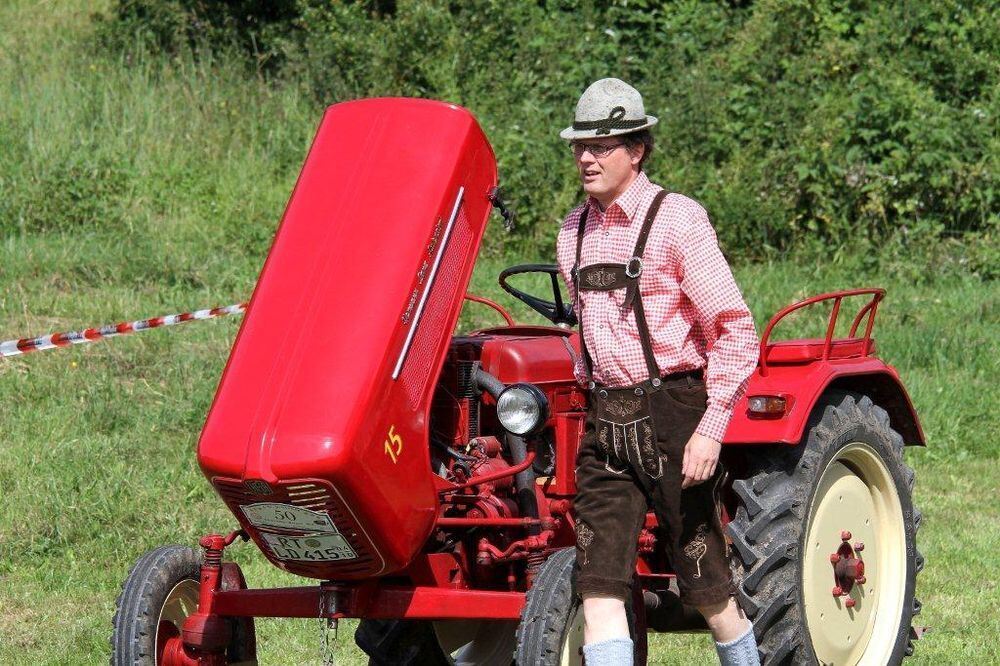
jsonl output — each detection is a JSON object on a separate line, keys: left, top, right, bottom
{"left": 854, "top": 542, "right": 865, "bottom": 552}
{"left": 832, "top": 586, "right": 843, "bottom": 597}
{"left": 845, "top": 598, "right": 856, "bottom": 608}
{"left": 830, "top": 553, "right": 841, "bottom": 564}
{"left": 841, "top": 530, "right": 852, "bottom": 541}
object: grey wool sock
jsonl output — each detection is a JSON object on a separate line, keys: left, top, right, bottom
{"left": 715, "top": 621, "right": 760, "bottom": 666}
{"left": 582, "top": 637, "right": 634, "bottom": 666}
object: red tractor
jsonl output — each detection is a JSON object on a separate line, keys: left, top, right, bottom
{"left": 111, "top": 99, "right": 924, "bottom": 665}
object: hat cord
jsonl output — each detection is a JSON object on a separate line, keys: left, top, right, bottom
{"left": 572, "top": 106, "right": 646, "bottom": 135}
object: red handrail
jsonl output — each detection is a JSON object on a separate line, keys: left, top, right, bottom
{"left": 758, "top": 288, "right": 885, "bottom": 377}
{"left": 464, "top": 293, "right": 515, "bottom": 326}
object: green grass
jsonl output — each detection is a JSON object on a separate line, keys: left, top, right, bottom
{"left": 1, "top": 1, "right": 998, "bottom": 664}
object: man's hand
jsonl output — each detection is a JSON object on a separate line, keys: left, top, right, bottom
{"left": 681, "top": 432, "right": 721, "bottom": 489}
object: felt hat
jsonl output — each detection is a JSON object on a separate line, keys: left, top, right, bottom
{"left": 559, "top": 78, "right": 658, "bottom": 140}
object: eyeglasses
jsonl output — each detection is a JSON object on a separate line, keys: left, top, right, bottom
{"left": 571, "top": 142, "right": 626, "bottom": 159}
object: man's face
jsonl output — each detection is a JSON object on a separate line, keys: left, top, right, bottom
{"left": 572, "top": 137, "right": 643, "bottom": 206}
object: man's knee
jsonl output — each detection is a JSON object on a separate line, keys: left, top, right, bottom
{"left": 582, "top": 595, "right": 626, "bottom": 621}
{"left": 696, "top": 596, "right": 750, "bottom": 643}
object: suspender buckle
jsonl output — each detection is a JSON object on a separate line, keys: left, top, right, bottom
{"left": 625, "top": 256, "right": 643, "bottom": 278}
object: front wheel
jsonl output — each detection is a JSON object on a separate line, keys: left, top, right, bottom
{"left": 515, "top": 547, "right": 641, "bottom": 665}
{"left": 111, "top": 545, "right": 256, "bottom": 665}
{"left": 728, "top": 392, "right": 922, "bottom": 665}
{"left": 514, "top": 548, "right": 584, "bottom": 666}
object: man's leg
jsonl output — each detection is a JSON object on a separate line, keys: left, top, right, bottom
{"left": 582, "top": 596, "right": 630, "bottom": 644}
{"left": 698, "top": 597, "right": 759, "bottom": 666}
{"left": 697, "top": 596, "right": 748, "bottom": 643}
{"left": 573, "top": 417, "right": 647, "bottom": 666}
{"left": 581, "top": 595, "right": 634, "bottom": 665}
{"left": 644, "top": 385, "right": 759, "bottom": 665}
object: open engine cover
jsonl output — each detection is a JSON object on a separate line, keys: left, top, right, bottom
{"left": 198, "top": 98, "right": 498, "bottom": 578}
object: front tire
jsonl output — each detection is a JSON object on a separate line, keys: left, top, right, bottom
{"left": 515, "top": 547, "right": 640, "bottom": 666}
{"left": 111, "top": 545, "right": 256, "bottom": 665}
{"left": 728, "top": 392, "right": 922, "bottom": 665}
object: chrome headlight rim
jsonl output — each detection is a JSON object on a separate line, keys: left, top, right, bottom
{"left": 496, "top": 382, "right": 549, "bottom": 436}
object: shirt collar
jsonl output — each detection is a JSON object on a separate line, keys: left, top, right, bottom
{"left": 587, "top": 171, "right": 651, "bottom": 224}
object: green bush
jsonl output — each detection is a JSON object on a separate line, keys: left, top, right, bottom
{"left": 89, "top": 0, "right": 1000, "bottom": 273}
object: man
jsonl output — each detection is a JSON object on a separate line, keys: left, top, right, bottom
{"left": 556, "top": 78, "right": 761, "bottom": 666}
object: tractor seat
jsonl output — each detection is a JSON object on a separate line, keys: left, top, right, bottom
{"left": 763, "top": 337, "right": 876, "bottom": 364}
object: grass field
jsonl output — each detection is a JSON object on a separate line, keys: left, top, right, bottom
{"left": 1, "top": 1, "right": 998, "bottom": 664}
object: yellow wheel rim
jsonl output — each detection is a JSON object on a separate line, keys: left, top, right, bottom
{"left": 155, "top": 579, "right": 200, "bottom": 663}
{"left": 432, "top": 620, "right": 518, "bottom": 665}
{"left": 558, "top": 603, "right": 585, "bottom": 665}
{"left": 802, "top": 442, "right": 907, "bottom": 665}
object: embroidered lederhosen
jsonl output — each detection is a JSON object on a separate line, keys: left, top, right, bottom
{"left": 572, "top": 190, "right": 671, "bottom": 479}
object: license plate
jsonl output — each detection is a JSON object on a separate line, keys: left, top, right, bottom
{"left": 241, "top": 502, "right": 338, "bottom": 533}
{"left": 261, "top": 532, "right": 358, "bottom": 562}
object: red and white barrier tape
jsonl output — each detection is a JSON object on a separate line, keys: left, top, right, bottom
{"left": 0, "top": 303, "right": 247, "bottom": 358}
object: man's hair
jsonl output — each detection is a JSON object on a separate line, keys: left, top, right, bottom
{"left": 623, "top": 129, "right": 654, "bottom": 171}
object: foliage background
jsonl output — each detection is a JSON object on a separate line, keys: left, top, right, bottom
{"left": 88, "top": 0, "right": 1000, "bottom": 279}
{"left": 0, "top": 0, "right": 997, "bottom": 664}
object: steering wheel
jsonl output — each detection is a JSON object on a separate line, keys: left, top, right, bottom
{"left": 498, "top": 264, "right": 577, "bottom": 327}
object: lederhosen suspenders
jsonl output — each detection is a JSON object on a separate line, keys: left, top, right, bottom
{"left": 572, "top": 189, "right": 668, "bottom": 388}
{"left": 571, "top": 190, "right": 671, "bottom": 478}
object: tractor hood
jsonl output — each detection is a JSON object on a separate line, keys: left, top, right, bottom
{"left": 198, "top": 98, "right": 498, "bottom": 578}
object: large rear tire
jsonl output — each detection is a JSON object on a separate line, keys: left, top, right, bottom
{"left": 111, "top": 545, "right": 256, "bottom": 665}
{"left": 728, "top": 392, "right": 922, "bottom": 665}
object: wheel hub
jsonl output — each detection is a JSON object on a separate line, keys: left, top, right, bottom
{"left": 830, "top": 532, "right": 867, "bottom": 599}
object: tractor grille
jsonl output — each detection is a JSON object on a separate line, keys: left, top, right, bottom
{"left": 213, "top": 477, "right": 385, "bottom": 579}
{"left": 402, "top": 204, "right": 473, "bottom": 409}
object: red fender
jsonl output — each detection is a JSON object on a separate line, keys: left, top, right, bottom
{"left": 724, "top": 361, "right": 925, "bottom": 447}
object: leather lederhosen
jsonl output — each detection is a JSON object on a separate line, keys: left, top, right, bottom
{"left": 572, "top": 189, "right": 700, "bottom": 479}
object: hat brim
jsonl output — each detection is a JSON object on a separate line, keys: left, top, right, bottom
{"left": 559, "top": 116, "right": 658, "bottom": 140}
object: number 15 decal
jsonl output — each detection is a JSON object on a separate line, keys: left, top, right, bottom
{"left": 384, "top": 425, "right": 402, "bottom": 463}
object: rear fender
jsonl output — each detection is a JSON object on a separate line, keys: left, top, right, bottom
{"left": 822, "top": 372, "right": 925, "bottom": 446}
{"left": 725, "top": 366, "right": 925, "bottom": 447}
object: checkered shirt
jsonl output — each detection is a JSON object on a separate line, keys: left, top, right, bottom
{"left": 556, "top": 172, "right": 760, "bottom": 442}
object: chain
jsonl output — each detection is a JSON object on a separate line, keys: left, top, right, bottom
{"left": 319, "top": 589, "right": 339, "bottom": 666}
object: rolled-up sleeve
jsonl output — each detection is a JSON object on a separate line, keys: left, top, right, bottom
{"left": 678, "top": 209, "right": 760, "bottom": 441}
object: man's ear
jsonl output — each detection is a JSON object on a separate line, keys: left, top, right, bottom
{"left": 627, "top": 142, "right": 644, "bottom": 167}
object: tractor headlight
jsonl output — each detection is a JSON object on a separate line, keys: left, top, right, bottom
{"left": 496, "top": 383, "right": 549, "bottom": 436}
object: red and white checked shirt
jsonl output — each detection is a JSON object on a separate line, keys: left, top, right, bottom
{"left": 556, "top": 172, "right": 759, "bottom": 442}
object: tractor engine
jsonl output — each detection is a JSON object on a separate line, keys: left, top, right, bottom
{"left": 419, "top": 330, "right": 586, "bottom": 586}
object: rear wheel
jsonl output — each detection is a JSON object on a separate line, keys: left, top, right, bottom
{"left": 728, "top": 392, "right": 922, "bottom": 665}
